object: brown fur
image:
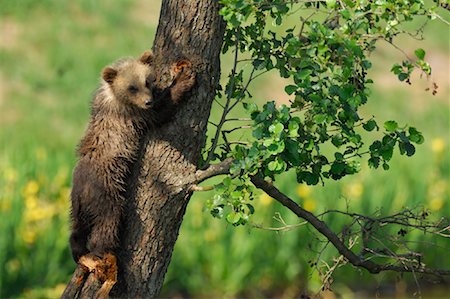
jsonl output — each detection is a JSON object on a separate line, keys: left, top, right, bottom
{"left": 69, "top": 51, "right": 195, "bottom": 262}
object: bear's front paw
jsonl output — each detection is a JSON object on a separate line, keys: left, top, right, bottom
{"left": 172, "top": 59, "right": 196, "bottom": 89}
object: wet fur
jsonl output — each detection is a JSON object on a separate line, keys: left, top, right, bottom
{"left": 70, "top": 52, "right": 195, "bottom": 262}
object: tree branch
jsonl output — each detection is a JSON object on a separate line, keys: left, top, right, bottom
{"left": 250, "top": 175, "right": 450, "bottom": 277}
{"left": 195, "top": 157, "right": 234, "bottom": 184}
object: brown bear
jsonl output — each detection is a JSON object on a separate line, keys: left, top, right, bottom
{"left": 69, "top": 51, "right": 195, "bottom": 263}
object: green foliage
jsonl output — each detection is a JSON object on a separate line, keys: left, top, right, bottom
{"left": 210, "top": 0, "right": 445, "bottom": 225}
{"left": 206, "top": 176, "right": 255, "bottom": 226}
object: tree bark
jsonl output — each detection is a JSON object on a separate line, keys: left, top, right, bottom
{"left": 62, "top": 1, "right": 224, "bottom": 298}
{"left": 115, "top": 0, "right": 225, "bottom": 297}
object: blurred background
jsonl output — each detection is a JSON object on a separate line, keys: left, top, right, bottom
{"left": 0, "top": 1, "right": 448, "bottom": 298}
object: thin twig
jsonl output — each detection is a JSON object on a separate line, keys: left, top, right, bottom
{"left": 251, "top": 221, "right": 308, "bottom": 232}
{"left": 222, "top": 125, "right": 252, "bottom": 134}
{"left": 225, "top": 117, "right": 252, "bottom": 122}
{"left": 205, "top": 31, "right": 240, "bottom": 166}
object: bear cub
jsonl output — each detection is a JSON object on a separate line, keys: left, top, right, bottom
{"left": 69, "top": 51, "right": 195, "bottom": 263}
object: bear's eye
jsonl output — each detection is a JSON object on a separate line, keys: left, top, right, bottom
{"left": 128, "top": 85, "right": 139, "bottom": 94}
{"left": 145, "top": 78, "right": 154, "bottom": 89}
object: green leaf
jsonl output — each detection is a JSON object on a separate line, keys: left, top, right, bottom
{"left": 269, "top": 122, "right": 284, "bottom": 136}
{"left": 398, "top": 73, "right": 409, "bottom": 82}
{"left": 267, "top": 140, "right": 285, "bottom": 154}
{"left": 304, "top": 172, "right": 319, "bottom": 185}
{"left": 285, "top": 139, "right": 301, "bottom": 166}
{"left": 341, "top": 9, "right": 351, "bottom": 19}
{"left": 330, "top": 161, "right": 345, "bottom": 175}
{"left": 243, "top": 102, "right": 258, "bottom": 114}
{"left": 274, "top": 15, "right": 282, "bottom": 26}
{"left": 211, "top": 206, "right": 224, "bottom": 219}
{"left": 391, "top": 64, "right": 402, "bottom": 75}
{"left": 253, "top": 127, "right": 264, "bottom": 139}
{"left": 268, "top": 160, "right": 278, "bottom": 171}
{"left": 348, "top": 95, "right": 362, "bottom": 109}
{"left": 414, "top": 48, "right": 425, "bottom": 60}
{"left": 226, "top": 212, "right": 241, "bottom": 225}
{"left": 287, "top": 121, "right": 299, "bottom": 137}
{"left": 244, "top": 204, "right": 254, "bottom": 216}
{"left": 305, "top": 139, "right": 315, "bottom": 151}
{"left": 404, "top": 142, "right": 416, "bottom": 156}
{"left": 363, "top": 119, "right": 377, "bottom": 131}
{"left": 223, "top": 176, "right": 232, "bottom": 187}
{"left": 326, "top": 0, "right": 336, "bottom": 8}
{"left": 298, "top": 69, "right": 312, "bottom": 80}
{"left": 297, "top": 171, "right": 319, "bottom": 185}
{"left": 267, "top": 159, "right": 286, "bottom": 172}
{"left": 331, "top": 134, "right": 344, "bottom": 148}
{"left": 408, "top": 127, "right": 424, "bottom": 144}
{"left": 384, "top": 120, "right": 398, "bottom": 132}
{"left": 369, "top": 140, "right": 382, "bottom": 154}
{"left": 285, "top": 85, "right": 297, "bottom": 95}
{"left": 368, "top": 156, "right": 380, "bottom": 169}
{"left": 334, "top": 152, "right": 344, "bottom": 160}
{"left": 381, "top": 146, "right": 394, "bottom": 161}
{"left": 313, "top": 114, "right": 327, "bottom": 124}
{"left": 230, "top": 191, "right": 242, "bottom": 199}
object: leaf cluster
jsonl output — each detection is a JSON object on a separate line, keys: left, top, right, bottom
{"left": 209, "top": 0, "right": 441, "bottom": 225}
{"left": 206, "top": 176, "right": 255, "bottom": 226}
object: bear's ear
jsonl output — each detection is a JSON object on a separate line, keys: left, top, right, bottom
{"left": 139, "top": 51, "right": 154, "bottom": 65}
{"left": 102, "top": 67, "right": 118, "bottom": 84}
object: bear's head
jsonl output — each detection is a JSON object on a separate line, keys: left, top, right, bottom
{"left": 102, "top": 51, "right": 156, "bottom": 110}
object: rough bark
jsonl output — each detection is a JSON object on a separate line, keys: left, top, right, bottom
{"left": 116, "top": 1, "right": 225, "bottom": 296}
{"left": 62, "top": 0, "right": 225, "bottom": 298}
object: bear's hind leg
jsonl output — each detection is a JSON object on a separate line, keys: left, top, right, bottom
{"left": 70, "top": 221, "right": 90, "bottom": 262}
{"left": 88, "top": 209, "right": 121, "bottom": 259}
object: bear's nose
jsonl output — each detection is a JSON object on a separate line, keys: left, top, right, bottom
{"left": 145, "top": 99, "right": 153, "bottom": 107}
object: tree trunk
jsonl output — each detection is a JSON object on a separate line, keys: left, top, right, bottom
{"left": 116, "top": 0, "right": 224, "bottom": 297}
{"left": 62, "top": 1, "right": 224, "bottom": 298}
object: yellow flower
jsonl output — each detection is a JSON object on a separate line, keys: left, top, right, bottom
{"left": 25, "top": 195, "right": 38, "bottom": 210}
{"left": 431, "top": 138, "right": 445, "bottom": 155}
{"left": 296, "top": 184, "right": 311, "bottom": 198}
{"left": 343, "top": 182, "right": 364, "bottom": 199}
{"left": 303, "top": 198, "right": 316, "bottom": 212}
{"left": 259, "top": 193, "right": 273, "bottom": 206}
{"left": 24, "top": 205, "right": 56, "bottom": 223}
{"left": 429, "top": 198, "right": 444, "bottom": 211}
{"left": 23, "top": 180, "right": 39, "bottom": 197}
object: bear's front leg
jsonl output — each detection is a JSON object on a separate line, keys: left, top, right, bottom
{"left": 169, "top": 59, "right": 196, "bottom": 104}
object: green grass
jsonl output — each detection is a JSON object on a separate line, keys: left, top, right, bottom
{"left": 0, "top": 1, "right": 448, "bottom": 298}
